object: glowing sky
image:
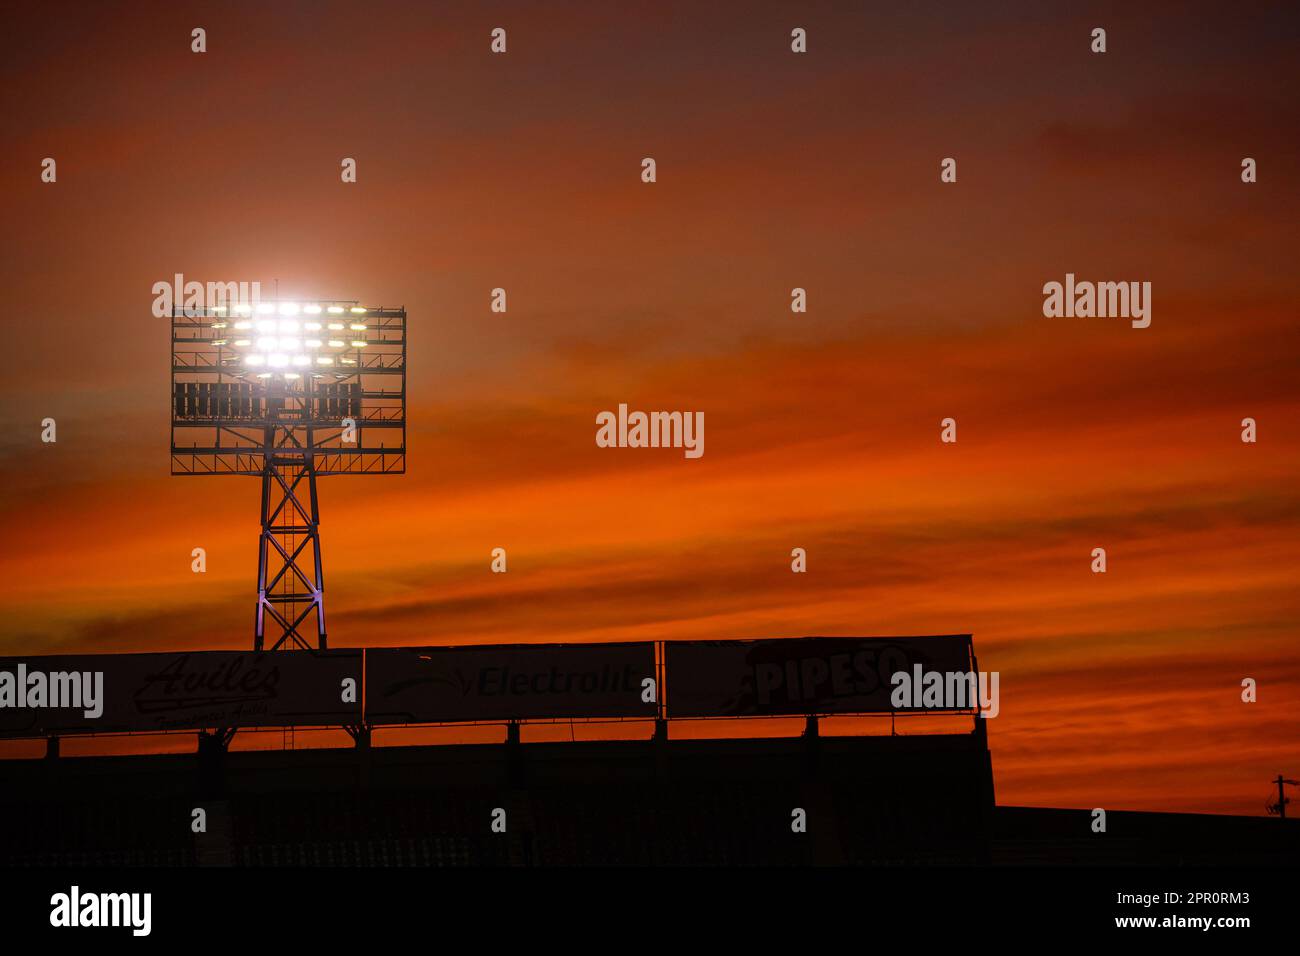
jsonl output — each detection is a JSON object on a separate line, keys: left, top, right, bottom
{"left": 1, "top": 1, "right": 1297, "bottom": 814}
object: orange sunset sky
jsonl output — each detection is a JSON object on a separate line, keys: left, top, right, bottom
{"left": 1, "top": 1, "right": 1297, "bottom": 815}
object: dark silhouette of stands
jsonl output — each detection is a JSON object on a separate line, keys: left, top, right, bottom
{"left": 993, "top": 805, "right": 1300, "bottom": 866}
{"left": 0, "top": 728, "right": 995, "bottom": 866}
{"left": 3, "top": 727, "right": 1290, "bottom": 865}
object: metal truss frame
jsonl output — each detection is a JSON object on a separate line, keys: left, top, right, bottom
{"left": 170, "top": 303, "right": 407, "bottom": 652}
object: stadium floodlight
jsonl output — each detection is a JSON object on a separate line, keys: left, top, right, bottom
{"left": 171, "top": 299, "right": 407, "bottom": 651}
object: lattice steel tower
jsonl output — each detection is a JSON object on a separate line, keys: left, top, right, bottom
{"left": 171, "top": 299, "right": 406, "bottom": 650}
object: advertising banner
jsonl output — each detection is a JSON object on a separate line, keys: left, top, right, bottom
{"left": 366, "top": 643, "right": 658, "bottom": 724}
{"left": 0, "top": 649, "right": 362, "bottom": 737}
{"left": 665, "top": 635, "right": 975, "bottom": 718}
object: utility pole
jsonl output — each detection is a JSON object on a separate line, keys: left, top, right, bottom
{"left": 1267, "top": 774, "right": 1297, "bottom": 818}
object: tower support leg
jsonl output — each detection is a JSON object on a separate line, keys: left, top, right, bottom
{"left": 254, "top": 450, "right": 327, "bottom": 651}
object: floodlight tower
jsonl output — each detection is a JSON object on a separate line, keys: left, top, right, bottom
{"left": 171, "top": 300, "right": 406, "bottom": 651}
